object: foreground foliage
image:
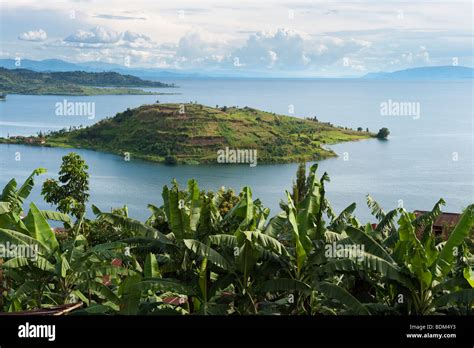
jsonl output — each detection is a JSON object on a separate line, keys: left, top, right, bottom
{"left": 0, "top": 156, "right": 472, "bottom": 315}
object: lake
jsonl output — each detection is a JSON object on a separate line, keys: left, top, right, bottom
{"left": 0, "top": 78, "right": 472, "bottom": 222}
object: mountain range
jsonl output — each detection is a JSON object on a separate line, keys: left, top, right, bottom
{"left": 362, "top": 66, "right": 473, "bottom": 80}
{"left": 0, "top": 58, "right": 472, "bottom": 80}
{"left": 0, "top": 59, "right": 200, "bottom": 80}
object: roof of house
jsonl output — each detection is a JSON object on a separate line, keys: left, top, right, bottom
{"left": 413, "top": 210, "right": 461, "bottom": 227}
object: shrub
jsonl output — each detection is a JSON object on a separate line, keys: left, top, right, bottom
{"left": 165, "top": 155, "right": 178, "bottom": 165}
{"left": 376, "top": 127, "right": 390, "bottom": 139}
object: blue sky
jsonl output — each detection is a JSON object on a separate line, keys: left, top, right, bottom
{"left": 0, "top": 0, "right": 472, "bottom": 77}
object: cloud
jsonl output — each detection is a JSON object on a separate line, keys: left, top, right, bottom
{"left": 174, "top": 30, "right": 226, "bottom": 67}
{"left": 1, "top": 0, "right": 472, "bottom": 75}
{"left": 176, "top": 31, "right": 212, "bottom": 59}
{"left": 65, "top": 26, "right": 121, "bottom": 44}
{"left": 152, "top": 28, "right": 373, "bottom": 72}
{"left": 122, "top": 30, "right": 150, "bottom": 42}
{"left": 396, "top": 46, "right": 431, "bottom": 67}
{"left": 306, "top": 37, "right": 372, "bottom": 65}
{"left": 93, "top": 14, "right": 147, "bottom": 20}
{"left": 18, "top": 29, "right": 47, "bottom": 42}
{"left": 50, "top": 26, "right": 374, "bottom": 74}
{"left": 232, "top": 28, "right": 309, "bottom": 69}
{"left": 63, "top": 27, "right": 152, "bottom": 49}
{"left": 229, "top": 29, "right": 371, "bottom": 71}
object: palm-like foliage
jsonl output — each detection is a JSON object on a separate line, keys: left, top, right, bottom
{"left": 0, "top": 161, "right": 472, "bottom": 316}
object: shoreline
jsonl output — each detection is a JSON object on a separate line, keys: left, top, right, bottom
{"left": 1, "top": 91, "right": 182, "bottom": 97}
{"left": 0, "top": 135, "right": 374, "bottom": 165}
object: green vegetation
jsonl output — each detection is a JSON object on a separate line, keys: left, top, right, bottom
{"left": 33, "top": 103, "right": 374, "bottom": 164}
{"left": 0, "top": 156, "right": 472, "bottom": 315}
{"left": 0, "top": 68, "right": 175, "bottom": 95}
{"left": 377, "top": 127, "right": 390, "bottom": 139}
{"left": 41, "top": 153, "right": 90, "bottom": 219}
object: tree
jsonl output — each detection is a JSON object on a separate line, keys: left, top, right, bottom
{"left": 376, "top": 127, "right": 390, "bottom": 139}
{"left": 41, "top": 153, "right": 89, "bottom": 219}
{"left": 291, "top": 163, "right": 307, "bottom": 204}
{"left": 1, "top": 162, "right": 473, "bottom": 315}
{"left": 165, "top": 155, "right": 178, "bottom": 165}
{"left": 357, "top": 127, "right": 363, "bottom": 132}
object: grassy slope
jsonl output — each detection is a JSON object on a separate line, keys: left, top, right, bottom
{"left": 40, "top": 103, "right": 374, "bottom": 164}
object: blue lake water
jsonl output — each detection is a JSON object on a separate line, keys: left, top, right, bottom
{"left": 0, "top": 78, "right": 472, "bottom": 222}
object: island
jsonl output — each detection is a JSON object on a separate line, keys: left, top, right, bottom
{"left": 0, "top": 103, "right": 375, "bottom": 164}
{"left": 0, "top": 68, "right": 177, "bottom": 95}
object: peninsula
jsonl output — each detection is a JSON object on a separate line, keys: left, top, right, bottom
{"left": 1, "top": 103, "right": 375, "bottom": 164}
{"left": 0, "top": 68, "right": 176, "bottom": 95}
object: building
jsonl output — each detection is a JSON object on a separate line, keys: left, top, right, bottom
{"left": 413, "top": 210, "right": 461, "bottom": 240}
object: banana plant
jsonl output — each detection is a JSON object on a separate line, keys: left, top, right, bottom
{"left": 1, "top": 162, "right": 472, "bottom": 316}
{"left": 0, "top": 170, "right": 131, "bottom": 312}
{"left": 315, "top": 199, "right": 474, "bottom": 314}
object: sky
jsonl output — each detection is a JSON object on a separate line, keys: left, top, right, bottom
{"left": 0, "top": 0, "right": 472, "bottom": 77}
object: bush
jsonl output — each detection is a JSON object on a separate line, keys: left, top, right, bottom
{"left": 164, "top": 155, "right": 178, "bottom": 165}
{"left": 376, "top": 127, "right": 390, "bottom": 139}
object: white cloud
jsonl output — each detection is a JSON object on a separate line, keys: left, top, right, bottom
{"left": 64, "top": 27, "right": 151, "bottom": 45}
{"left": 4, "top": 1, "right": 471, "bottom": 75}
{"left": 18, "top": 29, "right": 47, "bottom": 42}
{"left": 65, "top": 27, "right": 122, "bottom": 44}
{"left": 229, "top": 29, "right": 371, "bottom": 71}
{"left": 122, "top": 30, "right": 151, "bottom": 42}
{"left": 401, "top": 46, "right": 431, "bottom": 65}
{"left": 173, "top": 29, "right": 227, "bottom": 68}
{"left": 63, "top": 27, "right": 154, "bottom": 50}
{"left": 232, "top": 28, "right": 309, "bottom": 69}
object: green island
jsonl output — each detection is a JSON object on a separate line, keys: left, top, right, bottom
{"left": 0, "top": 68, "right": 177, "bottom": 95}
{"left": 0, "top": 103, "right": 375, "bottom": 164}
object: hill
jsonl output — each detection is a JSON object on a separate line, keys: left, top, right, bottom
{"left": 0, "top": 58, "right": 202, "bottom": 79}
{"left": 0, "top": 68, "right": 175, "bottom": 95}
{"left": 33, "top": 103, "right": 374, "bottom": 164}
{"left": 362, "top": 66, "right": 473, "bottom": 80}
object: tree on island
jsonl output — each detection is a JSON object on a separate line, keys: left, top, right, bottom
{"left": 376, "top": 127, "right": 390, "bottom": 139}
{"left": 165, "top": 155, "right": 178, "bottom": 165}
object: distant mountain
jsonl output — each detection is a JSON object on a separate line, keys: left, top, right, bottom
{"left": 2, "top": 59, "right": 472, "bottom": 80}
{"left": 0, "top": 58, "right": 84, "bottom": 72}
{"left": 0, "top": 58, "right": 200, "bottom": 79}
{"left": 362, "top": 66, "right": 473, "bottom": 80}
